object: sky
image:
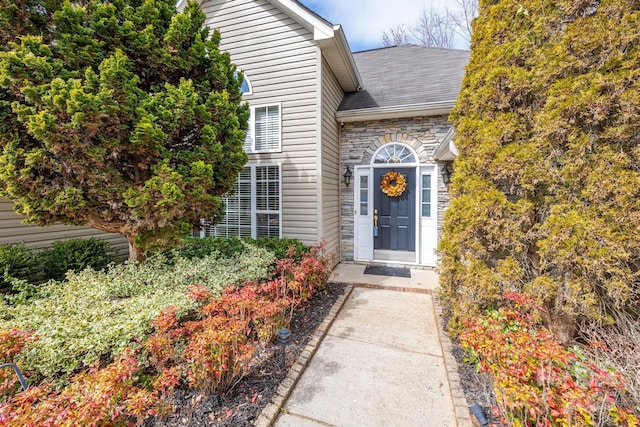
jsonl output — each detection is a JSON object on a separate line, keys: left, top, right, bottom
{"left": 298, "top": 0, "right": 463, "bottom": 52}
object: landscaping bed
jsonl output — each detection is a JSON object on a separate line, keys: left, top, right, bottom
{"left": 146, "top": 282, "right": 346, "bottom": 426}
{"left": 445, "top": 293, "right": 640, "bottom": 427}
{"left": 0, "top": 237, "right": 334, "bottom": 426}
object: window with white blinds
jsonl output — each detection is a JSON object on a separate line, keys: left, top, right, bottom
{"left": 244, "top": 104, "right": 281, "bottom": 153}
{"left": 206, "top": 164, "right": 281, "bottom": 239}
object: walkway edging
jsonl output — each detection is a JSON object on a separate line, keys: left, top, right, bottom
{"left": 254, "top": 284, "right": 354, "bottom": 427}
{"left": 432, "top": 294, "right": 475, "bottom": 427}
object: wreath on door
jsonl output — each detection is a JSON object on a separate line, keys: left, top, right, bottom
{"left": 380, "top": 171, "right": 407, "bottom": 197}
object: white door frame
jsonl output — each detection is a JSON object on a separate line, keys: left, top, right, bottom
{"left": 352, "top": 144, "right": 438, "bottom": 266}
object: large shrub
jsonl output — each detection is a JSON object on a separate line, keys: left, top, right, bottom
{"left": 42, "top": 238, "right": 117, "bottom": 281}
{"left": 440, "top": 0, "right": 640, "bottom": 339}
{"left": 0, "top": 0, "right": 248, "bottom": 261}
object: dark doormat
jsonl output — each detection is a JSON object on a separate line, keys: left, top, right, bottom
{"left": 363, "top": 265, "right": 411, "bottom": 278}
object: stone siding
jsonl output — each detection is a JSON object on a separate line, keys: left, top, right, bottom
{"left": 339, "top": 115, "right": 453, "bottom": 264}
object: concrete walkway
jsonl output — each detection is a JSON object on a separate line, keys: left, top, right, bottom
{"left": 272, "top": 263, "right": 472, "bottom": 427}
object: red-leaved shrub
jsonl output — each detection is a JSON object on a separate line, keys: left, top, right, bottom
{"left": 0, "top": 328, "right": 34, "bottom": 400}
{"left": 459, "top": 293, "right": 639, "bottom": 427}
{"left": 0, "top": 349, "right": 159, "bottom": 426}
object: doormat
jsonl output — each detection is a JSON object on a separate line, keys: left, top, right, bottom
{"left": 363, "top": 265, "right": 411, "bottom": 278}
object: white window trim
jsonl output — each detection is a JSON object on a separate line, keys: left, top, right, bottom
{"left": 245, "top": 103, "right": 282, "bottom": 154}
{"left": 240, "top": 74, "right": 253, "bottom": 95}
{"left": 251, "top": 163, "right": 282, "bottom": 239}
{"left": 420, "top": 172, "right": 433, "bottom": 218}
{"left": 207, "top": 163, "right": 282, "bottom": 239}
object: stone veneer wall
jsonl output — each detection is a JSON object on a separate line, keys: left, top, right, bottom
{"left": 339, "top": 115, "right": 453, "bottom": 264}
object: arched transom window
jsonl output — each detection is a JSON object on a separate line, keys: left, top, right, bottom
{"left": 373, "top": 143, "right": 416, "bottom": 164}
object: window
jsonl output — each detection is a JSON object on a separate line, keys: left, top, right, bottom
{"left": 359, "top": 175, "right": 368, "bottom": 216}
{"left": 206, "top": 164, "right": 281, "bottom": 239}
{"left": 244, "top": 104, "right": 281, "bottom": 153}
{"left": 240, "top": 76, "right": 252, "bottom": 94}
{"left": 374, "top": 143, "right": 416, "bottom": 164}
{"left": 235, "top": 71, "right": 252, "bottom": 95}
{"left": 421, "top": 174, "right": 432, "bottom": 217}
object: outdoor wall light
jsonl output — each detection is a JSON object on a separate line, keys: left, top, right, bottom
{"left": 277, "top": 327, "right": 292, "bottom": 369}
{"left": 441, "top": 163, "right": 454, "bottom": 185}
{"left": 343, "top": 165, "right": 353, "bottom": 187}
{"left": 469, "top": 403, "right": 489, "bottom": 426}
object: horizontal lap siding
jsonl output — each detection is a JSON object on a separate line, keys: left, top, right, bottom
{"left": 203, "top": 0, "right": 320, "bottom": 244}
{"left": 0, "top": 198, "right": 128, "bottom": 256}
{"left": 321, "top": 58, "right": 343, "bottom": 262}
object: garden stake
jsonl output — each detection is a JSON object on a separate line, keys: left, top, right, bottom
{"left": 0, "top": 363, "right": 28, "bottom": 391}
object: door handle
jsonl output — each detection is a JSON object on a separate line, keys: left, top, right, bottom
{"left": 373, "top": 209, "right": 379, "bottom": 237}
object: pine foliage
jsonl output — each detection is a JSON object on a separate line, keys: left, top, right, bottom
{"left": 0, "top": 0, "right": 248, "bottom": 260}
{"left": 440, "top": 0, "right": 640, "bottom": 339}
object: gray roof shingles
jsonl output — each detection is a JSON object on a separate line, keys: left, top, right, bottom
{"left": 338, "top": 45, "right": 470, "bottom": 112}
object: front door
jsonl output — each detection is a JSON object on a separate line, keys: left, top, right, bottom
{"left": 373, "top": 169, "right": 416, "bottom": 261}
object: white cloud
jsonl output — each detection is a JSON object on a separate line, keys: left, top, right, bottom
{"left": 299, "top": 0, "right": 459, "bottom": 51}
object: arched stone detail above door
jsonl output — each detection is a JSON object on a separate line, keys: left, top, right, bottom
{"left": 361, "top": 134, "right": 430, "bottom": 165}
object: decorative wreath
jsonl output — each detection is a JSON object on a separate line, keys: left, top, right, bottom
{"left": 380, "top": 171, "right": 407, "bottom": 197}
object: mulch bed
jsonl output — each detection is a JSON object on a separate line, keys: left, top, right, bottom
{"left": 145, "top": 282, "right": 347, "bottom": 427}
{"left": 442, "top": 313, "right": 498, "bottom": 426}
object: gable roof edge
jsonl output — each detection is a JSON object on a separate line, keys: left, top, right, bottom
{"left": 176, "top": 0, "right": 362, "bottom": 92}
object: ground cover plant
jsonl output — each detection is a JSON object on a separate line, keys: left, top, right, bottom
{"left": 459, "top": 293, "right": 639, "bottom": 427}
{"left": 0, "top": 243, "right": 274, "bottom": 382}
{"left": 0, "top": 238, "right": 331, "bottom": 426}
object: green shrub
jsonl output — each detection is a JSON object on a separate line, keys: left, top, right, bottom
{"left": 176, "top": 236, "right": 246, "bottom": 259}
{"left": 253, "top": 237, "right": 309, "bottom": 261}
{"left": 0, "top": 243, "right": 38, "bottom": 289}
{"left": 440, "top": 1, "right": 640, "bottom": 339}
{"left": 42, "top": 238, "right": 117, "bottom": 281}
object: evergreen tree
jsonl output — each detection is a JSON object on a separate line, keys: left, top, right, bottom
{"left": 0, "top": 0, "right": 248, "bottom": 261}
{"left": 440, "top": 0, "right": 640, "bottom": 341}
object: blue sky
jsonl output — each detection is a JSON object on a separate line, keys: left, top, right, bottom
{"left": 298, "top": 0, "right": 452, "bottom": 52}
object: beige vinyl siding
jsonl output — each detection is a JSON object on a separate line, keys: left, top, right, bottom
{"left": 0, "top": 198, "right": 128, "bottom": 256}
{"left": 320, "top": 58, "right": 343, "bottom": 261}
{"left": 203, "top": 0, "right": 320, "bottom": 244}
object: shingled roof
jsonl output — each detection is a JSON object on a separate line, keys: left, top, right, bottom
{"left": 338, "top": 45, "right": 469, "bottom": 112}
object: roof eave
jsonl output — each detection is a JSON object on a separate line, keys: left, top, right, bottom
{"left": 316, "top": 25, "right": 362, "bottom": 92}
{"left": 335, "top": 101, "right": 455, "bottom": 123}
{"left": 266, "top": 2, "right": 361, "bottom": 91}
{"left": 433, "top": 126, "right": 458, "bottom": 161}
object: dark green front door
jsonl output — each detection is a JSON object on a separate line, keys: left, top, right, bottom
{"left": 374, "top": 169, "right": 415, "bottom": 252}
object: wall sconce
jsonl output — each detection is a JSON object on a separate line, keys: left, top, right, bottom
{"left": 441, "top": 163, "right": 454, "bottom": 185}
{"left": 343, "top": 165, "right": 353, "bottom": 187}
